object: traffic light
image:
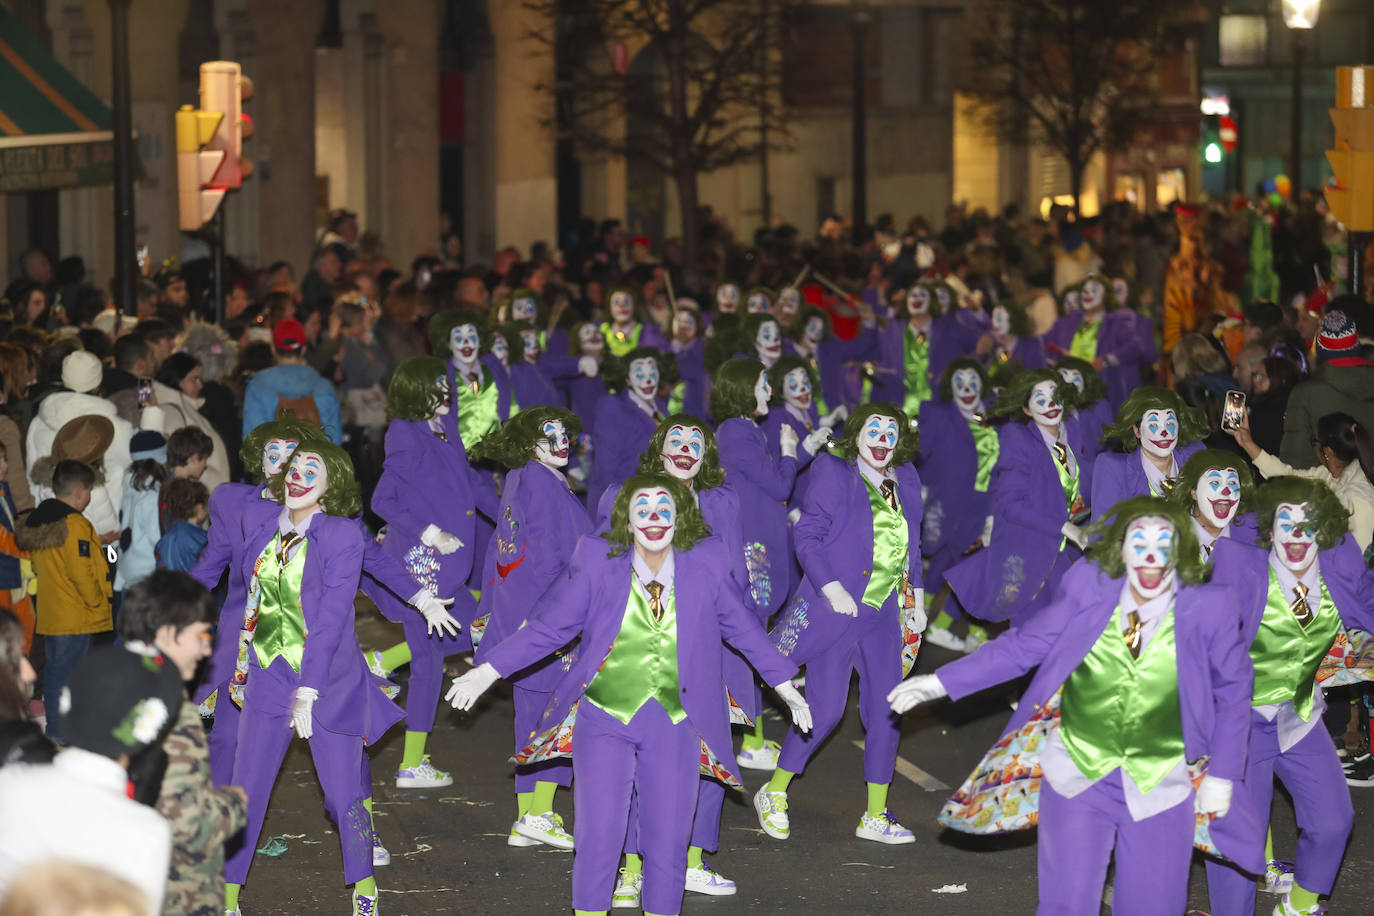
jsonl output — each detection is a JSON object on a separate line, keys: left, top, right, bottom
{"left": 1325, "top": 66, "right": 1374, "bottom": 232}
{"left": 176, "top": 105, "right": 225, "bottom": 231}
{"left": 198, "top": 61, "right": 251, "bottom": 189}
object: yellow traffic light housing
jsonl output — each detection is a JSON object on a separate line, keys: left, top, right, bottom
{"left": 1325, "top": 66, "right": 1374, "bottom": 232}
{"left": 176, "top": 105, "right": 225, "bottom": 231}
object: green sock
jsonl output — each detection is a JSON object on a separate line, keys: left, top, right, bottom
{"left": 687, "top": 845, "right": 703, "bottom": 869}
{"left": 767, "top": 768, "right": 795, "bottom": 794}
{"left": 966, "top": 624, "right": 989, "bottom": 642}
{"left": 225, "top": 883, "right": 241, "bottom": 911}
{"left": 1265, "top": 827, "right": 1275, "bottom": 862}
{"left": 516, "top": 791, "right": 532, "bottom": 819}
{"left": 573, "top": 911, "right": 607, "bottom": 916}
{"left": 529, "top": 780, "right": 558, "bottom": 816}
{"left": 400, "top": 730, "right": 428, "bottom": 769}
{"left": 866, "top": 782, "right": 889, "bottom": 817}
{"left": 378, "top": 642, "right": 411, "bottom": 672}
{"left": 932, "top": 609, "right": 954, "bottom": 630}
{"left": 1288, "top": 885, "right": 1319, "bottom": 910}
{"left": 623, "top": 853, "right": 643, "bottom": 875}
{"left": 355, "top": 876, "right": 377, "bottom": 897}
{"left": 363, "top": 796, "right": 375, "bottom": 833}
{"left": 741, "top": 719, "right": 767, "bottom": 751}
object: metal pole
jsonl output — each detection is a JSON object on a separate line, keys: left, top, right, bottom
{"left": 1290, "top": 29, "right": 1303, "bottom": 195}
{"left": 110, "top": 0, "right": 135, "bottom": 316}
{"left": 851, "top": 3, "right": 869, "bottom": 231}
{"left": 1351, "top": 231, "right": 1369, "bottom": 299}
{"left": 759, "top": 0, "right": 772, "bottom": 230}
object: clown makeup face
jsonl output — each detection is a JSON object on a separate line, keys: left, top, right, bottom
{"left": 753, "top": 371, "right": 772, "bottom": 417}
{"left": 1081, "top": 279, "right": 1107, "bottom": 313}
{"left": 629, "top": 357, "right": 659, "bottom": 401}
{"left": 1193, "top": 467, "right": 1241, "bottom": 531}
{"left": 449, "top": 323, "right": 480, "bottom": 365}
{"left": 782, "top": 368, "right": 813, "bottom": 411}
{"left": 1136, "top": 409, "right": 1179, "bottom": 460}
{"left": 755, "top": 319, "right": 782, "bottom": 364}
{"left": 672, "top": 309, "right": 697, "bottom": 342}
{"left": 803, "top": 315, "right": 825, "bottom": 345}
{"left": 628, "top": 486, "right": 676, "bottom": 556}
{"left": 951, "top": 368, "right": 983, "bottom": 414}
{"left": 777, "top": 288, "right": 801, "bottom": 321}
{"left": 1057, "top": 367, "right": 1085, "bottom": 394}
{"left": 284, "top": 451, "right": 328, "bottom": 512}
{"left": 746, "top": 292, "right": 771, "bottom": 314}
{"left": 262, "top": 437, "right": 300, "bottom": 481}
{"left": 578, "top": 323, "right": 605, "bottom": 355}
{"left": 489, "top": 333, "right": 510, "bottom": 365}
{"left": 534, "top": 420, "right": 570, "bottom": 469}
{"left": 660, "top": 424, "right": 706, "bottom": 482}
{"left": 512, "top": 295, "right": 538, "bottom": 323}
{"left": 717, "top": 284, "right": 740, "bottom": 313}
{"left": 430, "top": 377, "right": 451, "bottom": 417}
{"left": 859, "top": 413, "right": 900, "bottom": 471}
{"left": 991, "top": 306, "right": 1011, "bottom": 337}
{"left": 1023, "top": 380, "right": 1063, "bottom": 428}
{"left": 1272, "top": 502, "right": 1317, "bottom": 574}
{"left": 1112, "top": 278, "right": 1130, "bottom": 306}
{"left": 520, "top": 329, "right": 541, "bottom": 361}
{"left": 1122, "top": 515, "right": 1177, "bottom": 602}
{"left": 934, "top": 286, "right": 953, "bottom": 313}
{"left": 1063, "top": 290, "right": 1081, "bottom": 313}
{"left": 609, "top": 291, "right": 635, "bottom": 325}
{"left": 906, "top": 286, "right": 932, "bottom": 317}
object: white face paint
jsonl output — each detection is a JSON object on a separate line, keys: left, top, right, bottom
{"left": 907, "top": 286, "right": 931, "bottom": 317}
{"left": 1136, "top": 408, "right": 1179, "bottom": 459}
{"left": 1112, "top": 278, "right": 1129, "bottom": 306}
{"left": 782, "top": 367, "right": 812, "bottom": 411}
{"left": 1057, "top": 367, "right": 1085, "bottom": 394}
{"left": 753, "top": 370, "right": 772, "bottom": 416}
{"left": 755, "top": 320, "right": 782, "bottom": 362}
{"left": 512, "top": 296, "right": 538, "bottom": 322}
{"left": 534, "top": 419, "right": 570, "bottom": 469}
{"left": 629, "top": 357, "right": 659, "bottom": 400}
{"left": 859, "top": 413, "right": 900, "bottom": 471}
{"left": 716, "top": 284, "right": 739, "bottom": 313}
{"left": 934, "top": 286, "right": 953, "bottom": 312}
{"left": 660, "top": 424, "right": 706, "bottom": 482}
{"left": 262, "top": 437, "right": 299, "bottom": 481}
{"left": 520, "top": 328, "right": 541, "bottom": 360}
{"left": 578, "top": 323, "right": 604, "bottom": 354}
{"left": 1194, "top": 467, "right": 1241, "bottom": 529}
{"left": 1081, "top": 279, "right": 1106, "bottom": 313}
{"left": 803, "top": 315, "right": 824, "bottom": 344}
{"left": 609, "top": 291, "right": 635, "bottom": 323}
{"left": 450, "top": 324, "right": 480, "bottom": 364}
{"left": 628, "top": 486, "right": 676, "bottom": 555}
{"left": 1272, "top": 502, "right": 1317, "bottom": 574}
{"left": 672, "top": 310, "right": 697, "bottom": 339}
{"left": 1122, "top": 515, "right": 1177, "bottom": 600}
{"left": 1025, "top": 379, "right": 1063, "bottom": 427}
{"left": 746, "top": 292, "right": 771, "bottom": 314}
{"left": 778, "top": 288, "right": 801, "bottom": 318}
{"left": 951, "top": 368, "right": 982, "bottom": 412}
{"left": 991, "top": 306, "right": 1011, "bottom": 337}
{"left": 489, "top": 333, "right": 509, "bottom": 365}
{"left": 283, "top": 451, "right": 328, "bottom": 511}
{"left": 431, "top": 377, "right": 451, "bottom": 417}
{"left": 1062, "top": 290, "right": 1081, "bottom": 313}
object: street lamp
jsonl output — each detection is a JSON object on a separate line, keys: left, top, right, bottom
{"left": 1282, "top": 0, "right": 1321, "bottom": 196}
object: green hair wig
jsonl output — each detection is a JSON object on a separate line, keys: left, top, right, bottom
{"left": 1168, "top": 449, "right": 1257, "bottom": 518}
{"left": 829, "top": 402, "right": 920, "bottom": 466}
{"left": 240, "top": 418, "right": 322, "bottom": 484}
{"left": 505, "top": 287, "right": 545, "bottom": 325}
{"left": 1255, "top": 477, "right": 1351, "bottom": 551}
{"left": 386, "top": 356, "right": 449, "bottom": 423}
{"left": 1053, "top": 355, "right": 1109, "bottom": 408}
{"left": 790, "top": 304, "right": 834, "bottom": 343}
{"left": 710, "top": 357, "right": 767, "bottom": 424}
{"left": 1100, "top": 386, "right": 1210, "bottom": 451}
{"left": 899, "top": 282, "right": 945, "bottom": 320}
{"left": 938, "top": 358, "right": 991, "bottom": 403}
{"left": 269, "top": 439, "right": 362, "bottom": 518}
{"left": 470, "top": 406, "right": 582, "bottom": 470}
{"left": 602, "top": 472, "right": 712, "bottom": 557}
{"left": 636, "top": 414, "right": 726, "bottom": 490}
{"left": 992, "top": 301, "right": 1034, "bottom": 339}
{"left": 428, "top": 308, "right": 486, "bottom": 354}
{"left": 603, "top": 285, "right": 642, "bottom": 321}
{"left": 602, "top": 347, "right": 667, "bottom": 394}
{"left": 988, "top": 368, "right": 1080, "bottom": 423}
{"left": 1085, "top": 495, "right": 1209, "bottom": 585}
{"left": 768, "top": 356, "right": 820, "bottom": 408}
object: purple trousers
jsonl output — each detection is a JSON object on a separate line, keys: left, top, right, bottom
{"left": 572, "top": 700, "right": 700, "bottom": 915}
{"left": 1039, "top": 769, "right": 1193, "bottom": 916}
{"left": 374, "top": 589, "right": 476, "bottom": 733}
{"left": 225, "top": 657, "right": 373, "bottom": 886}
{"left": 625, "top": 777, "right": 725, "bottom": 856}
{"left": 776, "top": 602, "right": 902, "bottom": 785}
{"left": 207, "top": 687, "right": 238, "bottom": 787}
{"left": 513, "top": 684, "right": 572, "bottom": 793}
{"left": 1205, "top": 713, "right": 1353, "bottom": 916}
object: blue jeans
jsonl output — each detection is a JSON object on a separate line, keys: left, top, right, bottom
{"left": 43, "top": 633, "right": 93, "bottom": 742}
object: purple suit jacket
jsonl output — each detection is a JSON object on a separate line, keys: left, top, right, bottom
{"left": 509, "top": 360, "right": 563, "bottom": 409}
{"left": 669, "top": 338, "right": 708, "bottom": 419}
{"left": 1044, "top": 311, "right": 1153, "bottom": 408}
{"left": 587, "top": 391, "right": 666, "bottom": 512}
{"left": 871, "top": 311, "right": 987, "bottom": 407}
{"left": 985, "top": 335, "right": 1048, "bottom": 371}
{"left": 482, "top": 535, "right": 797, "bottom": 787}
{"left": 717, "top": 416, "right": 798, "bottom": 614}
{"left": 446, "top": 358, "right": 514, "bottom": 445}
{"left": 915, "top": 400, "right": 993, "bottom": 556}
{"left": 784, "top": 327, "right": 879, "bottom": 413}
{"left": 1090, "top": 442, "right": 1203, "bottom": 522}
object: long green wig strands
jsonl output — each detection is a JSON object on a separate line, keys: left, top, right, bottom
{"left": 1255, "top": 477, "right": 1351, "bottom": 551}
{"left": 636, "top": 414, "right": 727, "bottom": 490}
{"left": 1100, "top": 386, "right": 1209, "bottom": 451}
{"left": 428, "top": 309, "right": 487, "bottom": 354}
{"left": 602, "top": 473, "right": 712, "bottom": 557}
{"left": 710, "top": 357, "right": 768, "bottom": 424}
{"left": 240, "top": 418, "right": 322, "bottom": 484}
{"left": 470, "top": 406, "right": 582, "bottom": 470}
{"left": 988, "top": 368, "right": 1080, "bottom": 423}
{"left": 386, "top": 356, "right": 449, "bottom": 423}
{"left": 768, "top": 356, "right": 821, "bottom": 409}
{"left": 828, "top": 402, "right": 920, "bottom": 466}
{"left": 269, "top": 439, "right": 362, "bottom": 518}
{"left": 1085, "top": 495, "right": 1209, "bottom": 585}
{"left": 1052, "top": 355, "right": 1109, "bottom": 408}
{"left": 790, "top": 305, "right": 834, "bottom": 343}
{"left": 602, "top": 346, "right": 669, "bottom": 395}
{"left": 1168, "top": 449, "right": 1257, "bottom": 518}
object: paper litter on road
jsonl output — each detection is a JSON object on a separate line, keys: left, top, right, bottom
{"left": 931, "top": 884, "right": 968, "bottom": 894}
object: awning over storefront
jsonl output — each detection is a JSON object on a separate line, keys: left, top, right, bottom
{"left": 0, "top": 6, "right": 119, "bottom": 192}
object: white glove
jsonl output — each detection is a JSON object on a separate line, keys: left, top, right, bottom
{"left": 778, "top": 424, "right": 798, "bottom": 459}
{"left": 821, "top": 580, "right": 858, "bottom": 617}
{"left": 820, "top": 405, "right": 849, "bottom": 429}
{"left": 887, "top": 674, "right": 946, "bottom": 714}
{"left": 1194, "top": 775, "right": 1233, "bottom": 818}
{"left": 578, "top": 355, "right": 599, "bottom": 378}
{"left": 787, "top": 508, "right": 802, "bottom": 526}
{"left": 1060, "top": 521, "right": 1086, "bottom": 550}
{"left": 411, "top": 588, "right": 461, "bottom": 638}
{"left": 801, "top": 427, "right": 832, "bottom": 456}
{"left": 421, "top": 523, "right": 464, "bottom": 555}
{"left": 445, "top": 661, "right": 501, "bottom": 711}
{"left": 904, "top": 588, "right": 927, "bottom": 633}
{"left": 772, "top": 681, "right": 813, "bottom": 734}
{"left": 289, "top": 686, "right": 318, "bottom": 739}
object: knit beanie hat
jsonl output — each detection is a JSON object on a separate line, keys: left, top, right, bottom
{"left": 130, "top": 429, "right": 168, "bottom": 465}
{"left": 1317, "top": 310, "right": 1359, "bottom": 362}
{"left": 61, "top": 350, "right": 104, "bottom": 394}
{"left": 59, "top": 646, "right": 183, "bottom": 759}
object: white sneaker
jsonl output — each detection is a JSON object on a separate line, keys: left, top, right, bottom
{"left": 372, "top": 831, "right": 390, "bottom": 866}
{"left": 224, "top": 910, "right": 240, "bottom": 916}
{"left": 512, "top": 811, "right": 574, "bottom": 849}
{"left": 394, "top": 756, "right": 453, "bottom": 789}
{"left": 736, "top": 740, "right": 780, "bottom": 770}
{"left": 364, "top": 649, "right": 391, "bottom": 678}
{"left": 506, "top": 824, "right": 540, "bottom": 847}
{"left": 855, "top": 809, "right": 916, "bottom": 845}
{"left": 352, "top": 889, "right": 378, "bottom": 916}
{"left": 753, "top": 784, "right": 790, "bottom": 839}
{"left": 685, "top": 861, "right": 737, "bottom": 896}
{"left": 1262, "top": 859, "right": 1295, "bottom": 895}
{"left": 610, "top": 869, "right": 642, "bottom": 908}
{"left": 923, "top": 626, "right": 966, "bottom": 652}
{"left": 1272, "top": 894, "right": 1329, "bottom": 915}
{"left": 963, "top": 630, "right": 988, "bottom": 653}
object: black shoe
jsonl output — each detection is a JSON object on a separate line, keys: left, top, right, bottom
{"left": 1345, "top": 755, "right": 1374, "bottom": 787}
{"left": 1342, "top": 750, "right": 1370, "bottom": 772}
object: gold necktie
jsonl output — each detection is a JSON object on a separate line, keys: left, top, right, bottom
{"left": 1052, "top": 442, "right": 1070, "bottom": 470}
{"left": 646, "top": 581, "right": 665, "bottom": 622}
{"left": 880, "top": 479, "right": 899, "bottom": 511}
{"left": 1159, "top": 477, "right": 1177, "bottom": 494}
{"left": 1291, "top": 583, "right": 1314, "bottom": 628}
{"left": 1123, "top": 610, "right": 1143, "bottom": 659}
{"left": 277, "top": 532, "right": 303, "bottom": 567}
{"left": 467, "top": 372, "right": 481, "bottom": 394}
{"left": 1202, "top": 540, "right": 1214, "bottom": 557}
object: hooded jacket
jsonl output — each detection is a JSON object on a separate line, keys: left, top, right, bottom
{"left": 15, "top": 498, "right": 112, "bottom": 636}
{"left": 1279, "top": 362, "right": 1374, "bottom": 469}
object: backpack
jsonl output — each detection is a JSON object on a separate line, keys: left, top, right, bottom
{"left": 275, "top": 394, "right": 321, "bottom": 430}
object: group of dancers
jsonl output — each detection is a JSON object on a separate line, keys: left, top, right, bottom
{"left": 193, "top": 279, "right": 1371, "bottom": 916}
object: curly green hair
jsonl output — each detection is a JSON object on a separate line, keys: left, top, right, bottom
{"left": 988, "top": 368, "right": 1079, "bottom": 422}
{"left": 1168, "top": 449, "right": 1257, "bottom": 518}
{"left": 602, "top": 347, "right": 667, "bottom": 394}
{"left": 240, "top": 418, "right": 322, "bottom": 484}
{"left": 1255, "top": 477, "right": 1351, "bottom": 551}
{"left": 790, "top": 304, "right": 833, "bottom": 343}
{"left": 602, "top": 472, "right": 713, "bottom": 557}
{"left": 768, "top": 356, "right": 820, "bottom": 408}
{"left": 386, "top": 356, "right": 449, "bottom": 423}
{"left": 1053, "top": 356, "right": 1109, "bottom": 408}
{"left": 268, "top": 439, "right": 362, "bottom": 518}
{"left": 1085, "top": 495, "right": 1209, "bottom": 585}
{"left": 938, "top": 358, "right": 991, "bottom": 403}
{"left": 470, "top": 406, "right": 582, "bottom": 470}
{"left": 829, "top": 402, "right": 919, "bottom": 465}
{"left": 428, "top": 308, "right": 486, "bottom": 354}
{"left": 710, "top": 357, "right": 767, "bottom": 423}
{"left": 1100, "top": 386, "right": 1210, "bottom": 451}
{"left": 636, "top": 414, "right": 726, "bottom": 490}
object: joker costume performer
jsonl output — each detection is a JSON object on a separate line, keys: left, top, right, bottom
{"left": 891, "top": 497, "right": 1258, "bottom": 916}
{"left": 983, "top": 301, "right": 1047, "bottom": 370}
{"left": 507, "top": 321, "right": 583, "bottom": 410}
{"left": 762, "top": 357, "right": 846, "bottom": 510}
{"left": 601, "top": 288, "right": 644, "bottom": 358}
{"left": 447, "top": 474, "right": 812, "bottom": 916}
{"left": 760, "top": 403, "right": 926, "bottom": 844}
{"left": 784, "top": 304, "right": 878, "bottom": 414}
{"left": 1205, "top": 478, "right": 1374, "bottom": 916}
{"left": 870, "top": 282, "right": 986, "bottom": 417}
{"left": 429, "top": 309, "right": 514, "bottom": 451}
{"left": 742, "top": 312, "right": 785, "bottom": 371}
{"left": 470, "top": 407, "right": 590, "bottom": 850}
{"left": 1055, "top": 355, "right": 1114, "bottom": 483}
{"left": 1091, "top": 387, "right": 1209, "bottom": 515}
{"left": 1044, "top": 275, "right": 1156, "bottom": 409}
{"left": 667, "top": 303, "right": 708, "bottom": 419}
{"left": 587, "top": 347, "right": 669, "bottom": 511}
{"left": 1167, "top": 449, "right": 1261, "bottom": 556}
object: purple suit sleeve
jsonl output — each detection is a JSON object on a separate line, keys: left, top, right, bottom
{"left": 371, "top": 422, "right": 427, "bottom": 533}
{"left": 540, "top": 354, "right": 584, "bottom": 382}
{"left": 190, "top": 486, "right": 239, "bottom": 590}
{"left": 1199, "top": 586, "right": 1253, "bottom": 781}
{"left": 713, "top": 556, "right": 797, "bottom": 687}
{"left": 483, "top": 538, "right": 599, "bottom": 678}
{"left": 300, "top": 522, "right": 366, "bottom": 693}
{"left": 827, "top": 323, "right": 879, "bottom": 362}
{"left": 793, "top": 457, "right": 844, "bottom": 588}
{"left": 362, "top": 526, "right": 422, "bottom": 603}
{"left": 719, "top": 420, "right": 797, "bottom": 501}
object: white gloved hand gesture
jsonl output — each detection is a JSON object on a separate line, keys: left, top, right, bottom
{"left": 904, "top": 588, "right": 927, "bottom": 633}
{"left": 821, "top": 580, "right": 859, "bottom": 617}
{"left": 1060, "top": 521, "right": 1086, "bottom": 550}
{"left": 778, "top": 424, "right": 799, "bottom": 459}
{"left": 578, "top": 355, "right": 599, "bottom": 378}
{"left": 887, "top": 674, "right": 946, "bottom": 714}
{"left": 445, "top": 662, "right": 501, "bottom": 711}
{"left": 772, "top": 681, "right": 813, "bottom": 733}
{"left": 801, "top": 427, "right": 832, "bottom": 456}
{"left": 421, "top": 523, "right": 464, "bottom": 555}
{"left": 289, "top": 686, "right": 319, "bottom": 739}
{"left": 820, "top": 405, "right": 849, "bottom": 429}
{"left": 787, "top": 508, "right": 802, "bottom": 526}
{"left": 411, "top": 589, "right": 461, "bottom": 638}
{"left": 1194, "top": 775, "right": 1233, "bottom": 818}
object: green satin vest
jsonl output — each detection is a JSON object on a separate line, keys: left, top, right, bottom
{"left": 585, "top": 579, "right": 687, "bottom": 725}
{"left": 1059, "top": 603, "right": 1185, "bottom": 792}
{"left": 967, "top": 418, "right": 999, "bottom": 493}
{"left": 1050, "top": 437, "right": 1082, "bottom": 546}
{"left": 601, "top": 322, "right": 643, "bottom": 358}
{"left": 805, "top": 358, "right": 830, "bottom": 416}
{"left": 861, "top": 477, "right": 909, "bottom": 611}
{"left": 1068, "top": 317, "right": 1102, "bottom": 361}
{"left": 1249, "top": 567, "right": 1340, "bottom": 721}
{"left": 456, "top": 365, "right": 501, "bottom": 449}
{"left": 252, "top": 533, "right": 309, "bottom": 673}
{"left": 902, "top": 325, "right": 931, "bottom": 418}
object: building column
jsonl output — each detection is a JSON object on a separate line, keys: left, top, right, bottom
{"left": 489, "top": 0, "right": 556, "bottom": 256}
{"left": 48, "top": 3, "right": 101, "bottom": 284}
{"left": 218, "top": 2, "right": 261, "bottom": 268}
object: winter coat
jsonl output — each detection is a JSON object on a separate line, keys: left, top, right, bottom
{"left": 15, "top": 498, "right": 112, "bottom": 636}
{"left": 145, "top": 381, "right": 230, "bottom": 493}
{"left": 1280, "top": 362, "right": 1374, "bottom": 469}
{"left": 25, "top": 391, "right": 135, "bottom": 538}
